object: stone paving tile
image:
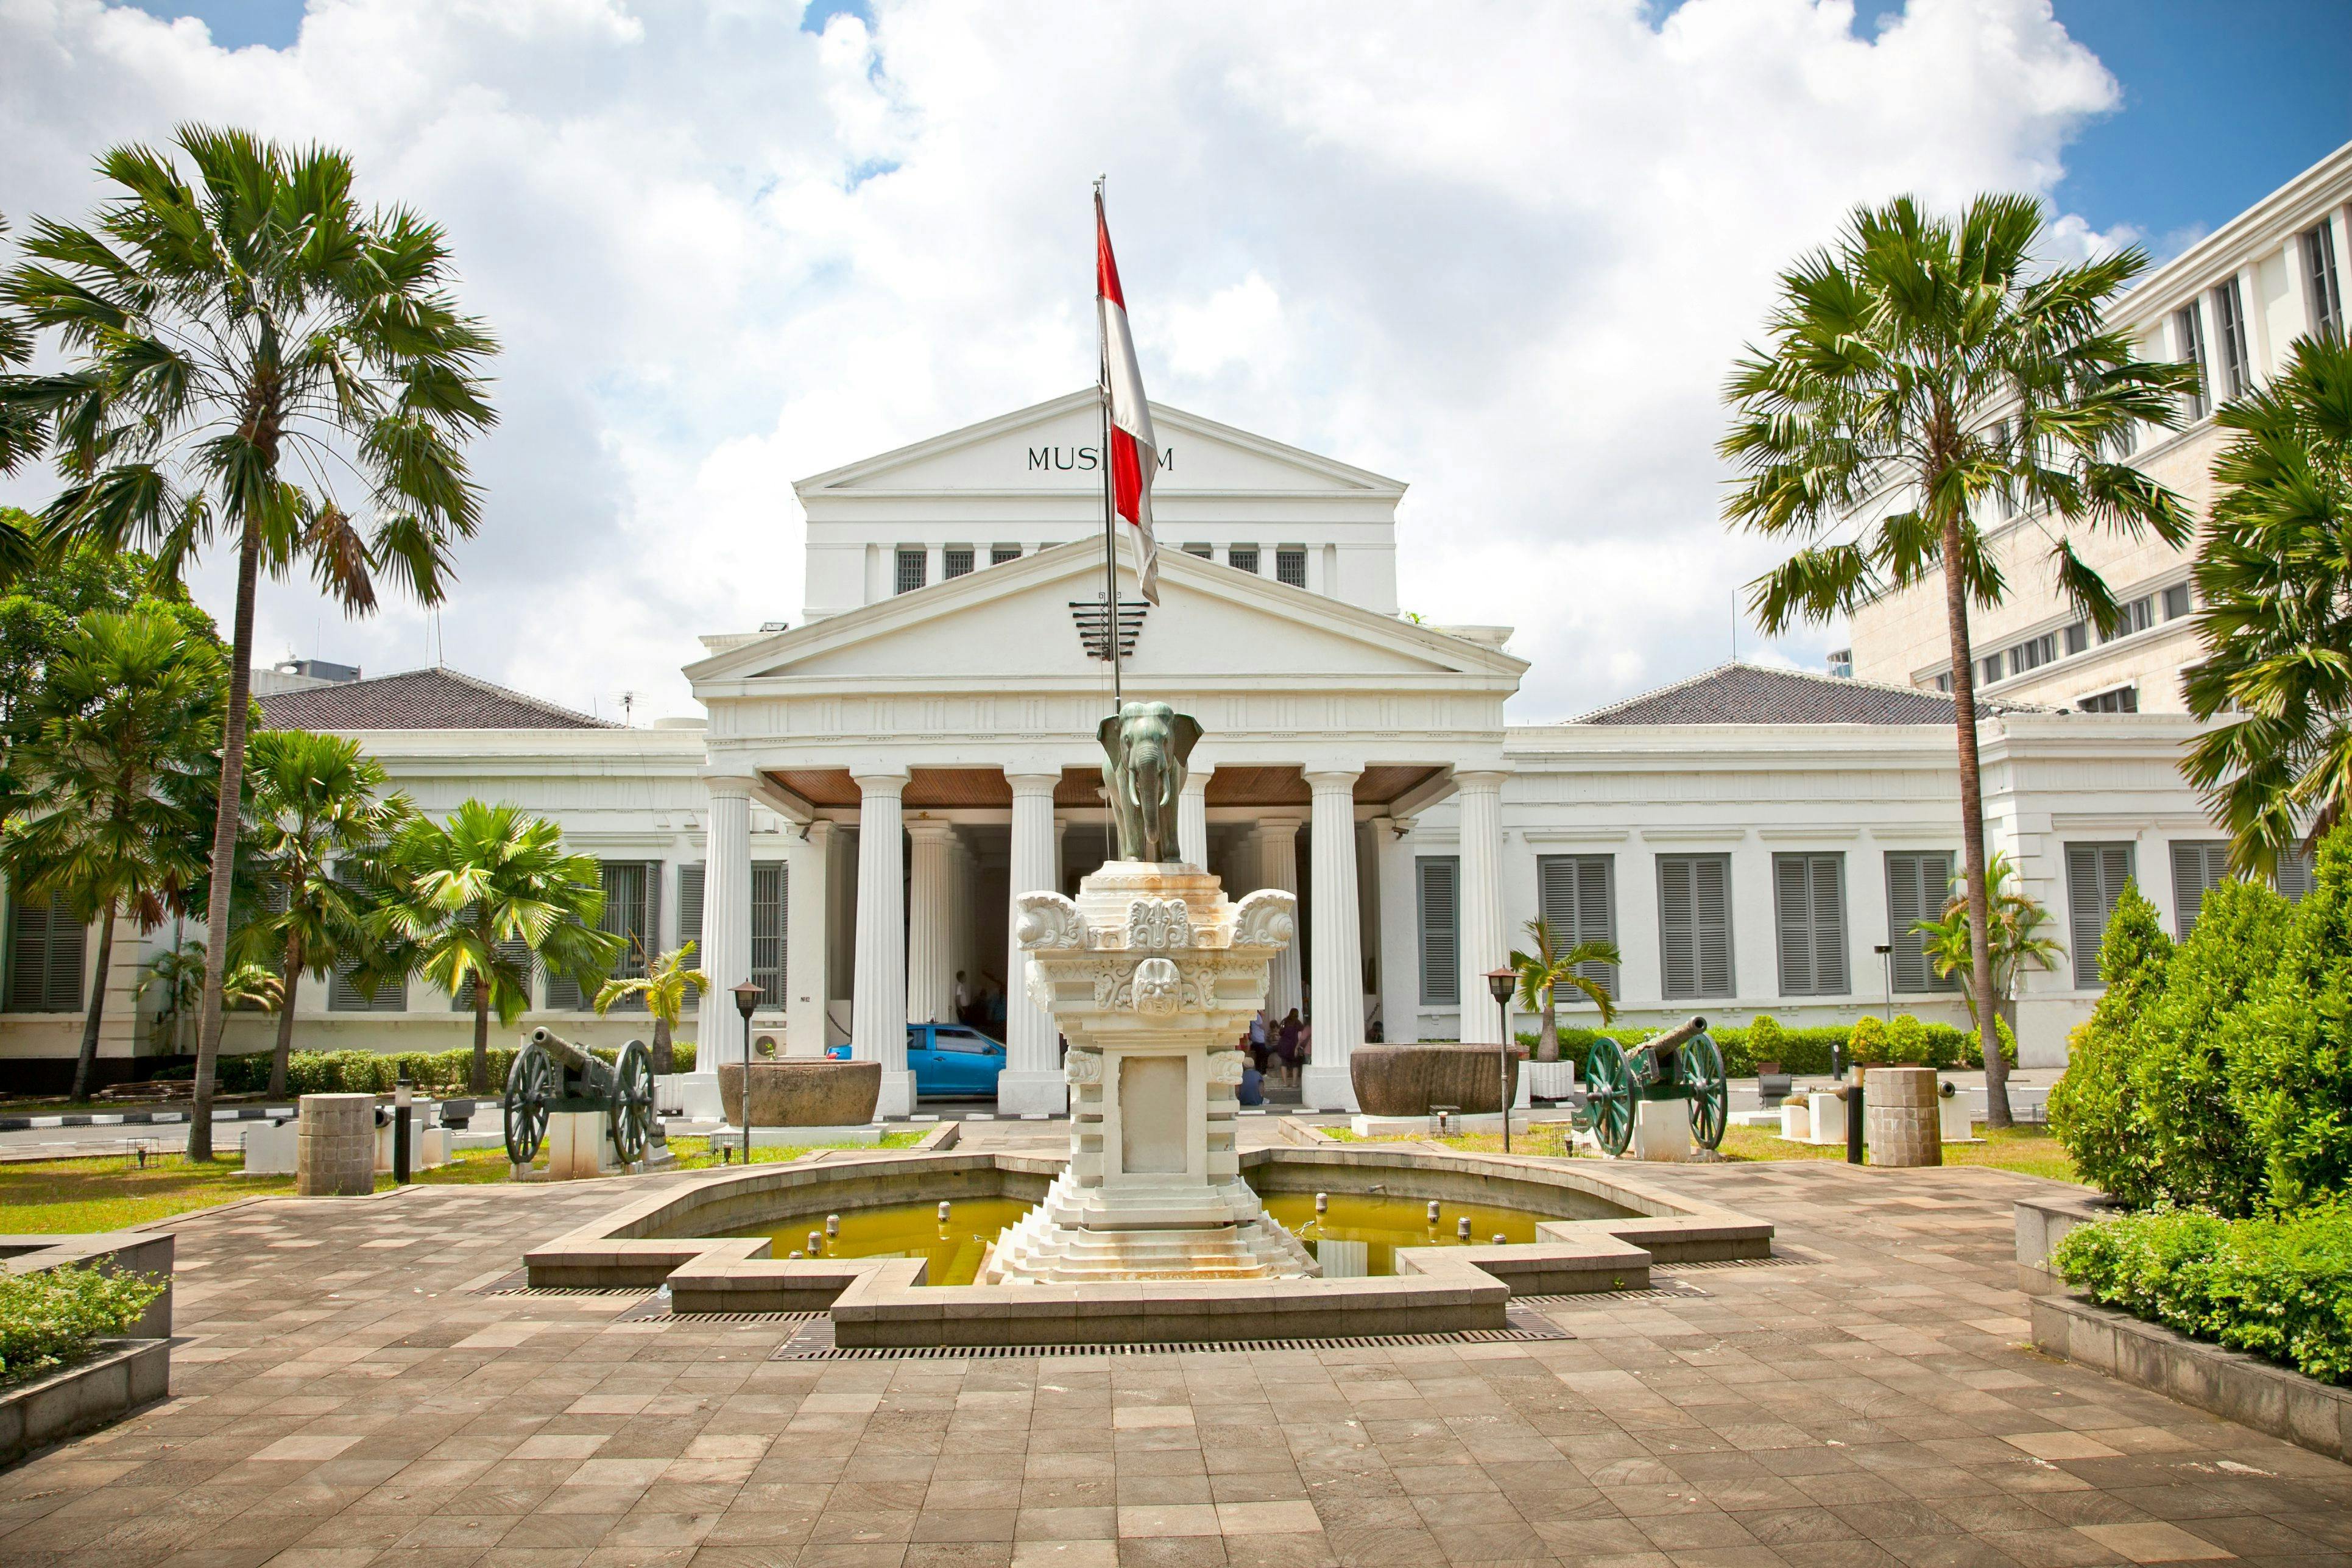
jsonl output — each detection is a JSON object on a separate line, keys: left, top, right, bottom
{"left": 5, "top": 1146, "right": 2350, "bottom": 1567}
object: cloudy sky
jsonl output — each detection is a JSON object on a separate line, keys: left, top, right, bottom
{"left": 2, "top": 0, "right": 2345, "bottom": 723}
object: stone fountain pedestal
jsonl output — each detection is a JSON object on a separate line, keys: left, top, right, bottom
{"left": 983, "top": 862, "right": 1317, "bottom": 1283}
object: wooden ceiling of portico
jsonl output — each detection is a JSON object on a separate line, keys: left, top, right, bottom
{"left": 763, "top": 762, "right": 1446, "bottom": 813}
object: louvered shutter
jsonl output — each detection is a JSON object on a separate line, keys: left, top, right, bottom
{"left": 1694, "top": 855, "right": 1733, "bottom": 997}
{"left": 677, "top": 863, "right": 705, "bottom": 961}
{"left": 1884, "top": 852, "right": 1957, "bottom": 994}
{"left": 2169, "top": 841, "right": 2232, "bottom": 938}
{"left": 330, "top": 961, "right": 406, "bottom": 1012}
{"left": 1537, "top": 855, "right": 1616, "bottom": 1000}
{"left": 1416, "top": 856, "right": 1460, "bottom": 1006}
{"left": 1773, "top": 853, "right": 1847, "bottom": 996}
{"left": 2276, "top": 850, "right": 2315, "bottom": 902}
{"left": 2067, "top": 842, "right": 2136, "bottom": 988}
{"left": 595, "top": 861, "right": 654, "bottom": 1011}
{"left": 750, "top": 861, "right": 787, "bottom": 1001}
{"left": 1659, "top": 855, "right": 1734, "bottom": 1000}
{"left": 9, "top": 891, "right": 86, "bottom": 1013}
{"left": 446, "top": 904, "right": 534, "bottom": 1012}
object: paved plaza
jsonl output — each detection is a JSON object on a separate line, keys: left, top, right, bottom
{"left": 4, "top": 1126, "right": 2348, "bottom": 1568}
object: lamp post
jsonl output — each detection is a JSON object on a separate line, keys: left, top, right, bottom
{"left": 1484, "top": 967, "right": 1517, "bottom": 1154}
{"left": 732, "top": 980, "right": 763, "bottom": 1166}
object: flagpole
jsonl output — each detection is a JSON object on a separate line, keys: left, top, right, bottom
{"left": 1095, "top": 176, "right": 1123, "bottom": 717}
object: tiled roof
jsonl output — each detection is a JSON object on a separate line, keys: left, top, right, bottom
{"left": 259, "top": 667, "right": 615, "bottom": 731}
{"left": 1569, "top": 662, "right": 2036, "bottom": 727}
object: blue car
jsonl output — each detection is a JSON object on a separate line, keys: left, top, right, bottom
{"left": 825, "top": 1024, "right": 1008, "bottom": 1098}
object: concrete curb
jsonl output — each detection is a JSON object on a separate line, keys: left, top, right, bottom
{"left": 0, "top": 1338, "right": 171, "bottom": 1471}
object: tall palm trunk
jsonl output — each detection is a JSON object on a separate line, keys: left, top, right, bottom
{"left": 472, "top": 978, "right": 492, "bottom": 1094}
{"left": 268, "top": 930, "right": 303, "bottom": 1100}
{"left": 651, "top": 1015, "right": 673, "bottom": 1076}
{"left": 71, "top": 903, "right": 117, "bottom": 1103}
{"left": 189, "top": 521, "right": 262, "bottom": 1161}
{"left": 1941, "top": 512, "right": 2011, "bottom": 1129}
{"left": 1536, "top": 991, "right": 1559, "bottom": 1064}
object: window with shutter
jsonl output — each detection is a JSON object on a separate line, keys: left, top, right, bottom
{"left": 2276, "top": 850, "right": 2316, "bottom": 902}
{"left": 1416, "top": 856, "right": 1460, "bottom": 1006}
{"left": 1772, "top": 853, "right": 1848, "bottom": 997}
{"left": 6, "top": 891, "right": 86, "bottom": 1013}
{"left": 942, "top": 547, "right": 975, "bottom": 579}
{"left": 2169, "top": 840, "right": 2233, "bottom": 938}
{"left": 750, "top": 861, "right": 787, "bottom": 1002}
{"left": 1275, "top": 547, "right": 1307, "bottom": 588}
{"left": 1536, "top": 855, "right": 1616, "bottom": 1000}
{"left": 1882, "top": 852, "right": 1958, "bottom": 994}
{"left": 894, "top": 548, "right": 927, "bottom": 595}
{"left": 990, "top": 543, "right": 1022, "bottom": 565}
{"left": 677, "top": 864, "right": 705, "bottom": 958}
{"left": 2066, "top": 842, "right": 2137, "bottom": 987}
{"left": 331, "top": 961, "right": 406, "bottom": 1012}
{"left": 1657, "top": 855, "right": 1734, "bottom": 1000}
{"left": 548, "top": 860, "right": 659, "bottom": 1010}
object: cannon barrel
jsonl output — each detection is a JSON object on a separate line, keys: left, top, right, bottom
{"left": 1644, "top": 1015, "right": 1708, "bottom": 1053}
{"left": 528, "top": 1027, "right": 615, "bottom": 1092}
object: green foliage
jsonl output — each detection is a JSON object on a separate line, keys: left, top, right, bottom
{"left": 2055, "top": 1202, "right": 2352, "bottom": 1386}
{"left": 0, "top": 1262, "right": 166, "bottom": 1385}
{"left": 1745, "top": 1014, "right": 1788, "bottom": 1065}
{"left": 1508, "top": 917, "right": 1620, "bottom": 1061}
{"left": 1885, "top": 1014, "right": 1929, "bottom": 1065}
{"left": 1916, "top": 851, "right": 2066, "bottom": 1021}
{"left": 2049, "top": 884, "right": 2175, "bottom": 1207}
{"left": 216, "top": 1036, "right": 697, "bottom": 1095}
{"left": 1847, "top": 1014, "right": 1888, "bottom": 1067}
{"left": 2181, "top": 333, "right": 2352, "bottom": 880}
{"left": 1545, "top": 1015, "right": 1975, "bottom": 1079}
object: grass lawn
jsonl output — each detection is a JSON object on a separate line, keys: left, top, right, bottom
{"left": 0, "top": 1129, "right": 932, "bottom": 1234}
{"left": 1333, "top": 1117, "right": 2081, "bottom": 1183}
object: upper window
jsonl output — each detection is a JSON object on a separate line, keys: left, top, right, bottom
{"left": 1656, "top": 854, "right": 1734, "bottom": 1000}
{"left": 2213, "top": 278, "right": 2252, "bottom": 401}
{"left": 942, "top": 547, "right": 975, "bottom": 580}
{"left": 1275, "top": 547, "right": 1308, "bottom": 589}
{"left": 2078, "top": 685, "right": 2139, "bottom": 714}
{"left": 2163, "top": 583, "right": 2192, "bottom": 621}
{"left": 1884, "top": 852, "right": 1959, "bottom": 994}
{"left": 1416, "top": 856, "right": 1460, "bottom": 1007}
{"left": 750, "top": 862, "right": 786, "bottom": 1003}
{"left": 2066, "top": 842, "right": 2137, "bottom": 989}
{"left": 1771, "top": 853, "right": 1848, "bottom": 997}
{"left": 2063, "top": 621, "right": 2089, "bottom": 656}
{"left": 894, "top": 548, "right": 927, "bottom": 595}
{"left": 1536, "top": 855, "right": 1616, "bottom": 1001}
{"left": 2006, "top": 632, "right": 2056, "bottom": 678}
{"left": 2276, "top": 849, "right": 2317, "bottom": 902}
{"left": 2306, "top": 223, "right": 2344, "bottom": 340}
{"left": 548, "top": 860, "right": 659, "bottom": 1009}
{"left": 2100, "top": 595, "right": 2155, "bottom": 643}
{"left": 1227, "top": 545, "right": 1259, "bottom": 574}
{"left": 2174, "top": 302, "right": 2210, "bottom": 422}
{"left": 1932, "top": 672, "right": 1952, "bottom": 693}
{"left": 5, "top": 891, "right": 85, "bottom": 1014}
{"left": 990, "top": 544, "right": 1022, "bottom": 565}
{"left": 1979, "top": 655, "right": 2004, "bottom": 688}
{"left": 1181, "top": 542, "right": 1212, "bottom": 559}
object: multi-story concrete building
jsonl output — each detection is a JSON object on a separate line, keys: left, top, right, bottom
{"left": 1849, "top": 141, "right": 2351, "bottom": 715}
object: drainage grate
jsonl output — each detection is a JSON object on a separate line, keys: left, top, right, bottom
{"left": 613, "top": 1291, "right": 821, "bottom": 1326}
{"left": 1654, "top": 1252, "right": 1824, "bottom": 1273}
{"left": 472, "top": 1268, "right": 654, "bottom": 1299}
{"left": 770, "top": 1307, "right": 1571, "bottom": 1360}
{"left": 1520, "top": 1278, "right": 1711, "bottom": 1305}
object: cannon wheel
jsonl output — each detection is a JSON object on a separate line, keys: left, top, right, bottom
{"left": 1583, "top": 1038, "right": 1635, "bottom": 1157}
{"left": 608, "top": 1040, "right": 655, "bottom": 1165}
{"left": 1679, "top": 1031, "right": 1729, "bottom": 1150}
{"left": 503, "top": 1041, "right": 553, "bottom": 1165}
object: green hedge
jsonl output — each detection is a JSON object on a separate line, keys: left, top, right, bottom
{"left": 2054, "top": 1202, "right": 2352, "bottom": 1386}
{"left": 1534, "top": 1014, "right": 1984, "bottom": 1078}
{"left": 0, "top": 1263, "right": 167, "bottom": 1386}
{"left": 217, "top": 1037, "right": 695, "bottom": 1097}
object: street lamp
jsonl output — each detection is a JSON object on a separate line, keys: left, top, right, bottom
{"left": 732, "top": 980, "right": 763, "bottom": 1165}
{"left": 1484, "top": 967, "right": 1517, "bottom": 1155}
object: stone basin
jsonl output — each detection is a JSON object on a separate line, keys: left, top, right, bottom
{"left": 718, "top": 1060, "right": 881, "bottom": 1127}
{"left": 1350, "top": 1043, "right": 1527, "bottom": 1116}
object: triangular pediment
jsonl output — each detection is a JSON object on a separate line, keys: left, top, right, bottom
{"left": 795, "top": 390, "right": 1405, "bottom": 499}
{"left": 686, "top": 543, "right": 1520, "bottom": 690}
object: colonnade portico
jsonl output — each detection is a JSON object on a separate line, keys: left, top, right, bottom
{"left": 687, "top": 756, "right": 1506, "bottom": 1115}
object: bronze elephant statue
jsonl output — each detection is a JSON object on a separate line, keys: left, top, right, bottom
{"left": 1098, "top": 701, "right": 1202, "bottom": 863}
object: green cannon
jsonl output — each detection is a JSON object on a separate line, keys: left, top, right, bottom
{"left": 1572, "top": 1015, "right": 1728, "bottom": 1157}
{"left": 502, "top": 1027, "right": 656, "bottom": 1167}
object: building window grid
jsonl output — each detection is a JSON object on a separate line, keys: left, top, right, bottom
{"left": 2078, "top": 685, "right": 2139, "bottom": 714}
{"left": 2214, "top": 278, "right": 2253, "bottom": 401}
{"left": 548, "top": 860, "right": 660, "bottom": 1010}
{"left": 2175, "top": 302, "right": 2210, "bottom": 421}
{"left": 750, "top": 862, "right": 786, "bottom": 1002}
{"left": 1536, "top": 855, "right": 1617, "bottom": 1001}
{"left": 1416, "top": 856, "right": 1460, "bottom": 1007}
{"left": 2005, "top": 631, "right": 2056, "bottom": 679}
{"left": 2306, "top": 223, "right": 2344, "bottom": 340}
{"left": 2169, "top": 840, "right": 2233, "bottom": 939}
{"left": 1274, "top": 547, "right": 1307, "bottom": 588}
{"left": 5, "top": 891, "right": 86, "bottom": 1014}
{"left": 1181, "top": 542, "right": 1213, "bottom": 559}
{"left": 942, "top": 547, "right": 975, "bottom": 579}
{"left": 990, "top": 544, "right": 1022, "bottom": 565}
{"left": 1771, "top": 852, "right": 1849, "bottom": 997}
{"left": 894, "top": 548, "right": 927, "bottom": 595}
{"left": 1228, "top": 545, "right": 1259, "bottom": 574}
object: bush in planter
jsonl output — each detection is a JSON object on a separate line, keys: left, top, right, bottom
{"left": 1885, "top": 1014, "right": 1930, "bottom": 1066}
{"left": 2054, "top": 1201, "right": 2352, "bottom": 1386}
{"left": 1846, "top": 1015, "right": 1887, "bottom": 1069}
{"left": 2049, "top": 884, "right": 2174, "bottom": 1208}
{"left": 0, "top": 1263, "right": 167, "bottom": 1385}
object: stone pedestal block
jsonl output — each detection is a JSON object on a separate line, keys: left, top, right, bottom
{"left": 1806, "top": 1090, "right": 1845, "bottom": 1147}
{"left": 717, "top": 1061, "right": 881, "bottom": 1127}
{"left": 1938, "top": 1087, "right": 1974, "bottom": 1143}
{"left": 1779, "top": 1101, "right": 1810, "bottom": 1141}
{"left": 545, "top": 1112, "right": 613, "bottom": 1181}
{"left": 1866, "top": 1066, "right": 1943, "bottom": 1167}
{"left": 1631, "top": 1098, "right": 1693, "bottom": 1162}
{"left": 294, "top": 1093, "right": 376, "bottom": 1196}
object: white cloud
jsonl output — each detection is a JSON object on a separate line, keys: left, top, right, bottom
{"left": 0, "top": 0, "right": 2122, "bottom": 721}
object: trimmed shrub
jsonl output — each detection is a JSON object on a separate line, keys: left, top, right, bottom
{"left": 2055, "top": 1202, "right": 2352, "bottom": 1386}
{"left": 1885, "top": 1014, "right": 1930, "bottom": 1065}
{"left": 0, "top": 1263, "right": 167, "bottom": 1386}
{"left": 2222, "top": 828, "right": 2352, "bottom": 1213}
{"left": 2049, "top": 883, "right": 2174, "bottom": 1208}
{"left": 1847, "top": 1015, "right": 1887, "bottom": 1067}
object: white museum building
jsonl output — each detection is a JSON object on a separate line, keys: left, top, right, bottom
{"left": 0, "top": 389, "right": 2236, "bottom": 1109}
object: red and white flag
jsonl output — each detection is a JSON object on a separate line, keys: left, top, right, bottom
{"left": 1095, "top": 189, "right": 1159, "bottom": 604}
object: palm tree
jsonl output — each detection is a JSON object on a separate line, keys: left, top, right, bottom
{"left": 143, "top": 938, "right": 280, "bottom": 1052}
{"left": 1916, "top": 851, "right": 2064, "bottom": 1059}
{"left": 2, "top": 609, "right": 224, "bottom": 1100}
{"left": 595, "top": 939, "right": 708, "bottom": 1075}
{"left": 0, "top": 127, "right": 497, "bottom": 1156}
{"left": 367, "top": 800, "right": 620, "bottom": 1093}
{"left": 236, "top": 729, "right": 414, "bottom": 1098}
{"left": 1720, "top": 194, "right": 2197, "bottom": 1126}
{"left": 2182, "top": 333, "right": 2352, "bottom": 878}
{"left": 1507, "top": 917, "right": 1620, "bottom": 1062}
{"left": 0, "top": 215, "right": 45, "bottom": 486}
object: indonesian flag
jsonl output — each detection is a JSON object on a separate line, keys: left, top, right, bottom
{"left": 1096, "top": 190, "right": 1159, "bottom": 604}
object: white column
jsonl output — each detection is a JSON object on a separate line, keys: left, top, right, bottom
{"left": 690, "top": 776, "right": 754, "bottom": 1114}
{"left": 785, "top": 821, "right": 832, "bottom": 1057}
{"left": 1301, "top": 771, "right": 1364, "bottom": 1111}
{"left": 1258, "top": 815, "right": 1303, "bottom": 1020}
{"left": 1178, "top": 763, "right": 1214, "bottom": 869}
{"left": 851, "top": 769, "right": 914, "bottom": 1117}
{"left": 1455, "top": 771, "right": 1508, "bottom": 1045}
{"left": 998, "top": 771, "right": 1066, "bottom": 1115}
{"left": 905, "top": 821, "right": 954, "bottom": 1025}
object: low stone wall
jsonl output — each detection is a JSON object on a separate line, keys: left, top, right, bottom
{"left": 2012, "top": 1188, "right": 2120, "bottom": 1296}
{"left": 0, "top": 1338, "right": 170, "bottom": 1469}
{"left": 2030, "top": 1293, "right": 2351, "bottom": 1464}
